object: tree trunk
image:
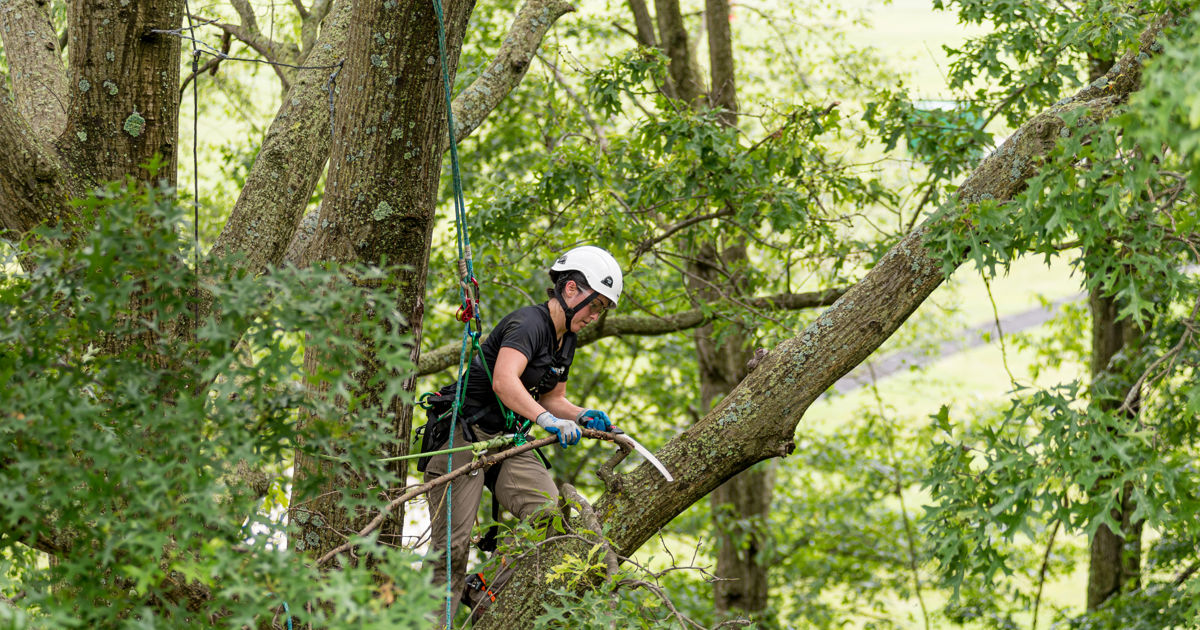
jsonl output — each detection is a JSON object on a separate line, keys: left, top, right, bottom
{"left": 1086, "top": 290, "right": 1143, "bottom": 609}
{"left": 0, "top": 0, "right": 68, "bottom": 141}
{"left": 697, "top": 4, "right": 771, "bottom": 615}
{"left": 62, "top": 0, "right": 183, "bottom": 185}
{"left": 653, "top": 0, "right": 704, "bottom": 104}
{"left": 290, "top": 0, "right": 476, "bottom": 560}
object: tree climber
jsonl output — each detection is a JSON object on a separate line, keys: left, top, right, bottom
{"left": 419, "top": 245, "right": 624, "bottom": 621}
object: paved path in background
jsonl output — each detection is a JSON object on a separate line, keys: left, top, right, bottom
{"left": 831, "top": 293, "right": 1085, "bottom": 394}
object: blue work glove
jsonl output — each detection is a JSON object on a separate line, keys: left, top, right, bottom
{"left": 535, "top": 411, "right": 581, "bottom": 447}
{"left": 575, "top": 409, "right": 612, "bottom": 432}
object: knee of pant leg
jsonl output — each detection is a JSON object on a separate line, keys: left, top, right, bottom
{"left": 512, "top": 494, "right": 561, "bottom": 524}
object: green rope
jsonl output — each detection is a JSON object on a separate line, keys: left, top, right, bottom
{"left": 428, "top": 0, "right": 472, "bottom": 622}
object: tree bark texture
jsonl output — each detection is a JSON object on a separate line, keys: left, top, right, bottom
{"left": 1086, "top": 290, "right": 1144, "bottom": 609}
{"left": 0, "top": 0, "right": 68, "bottom": 141}
{"left": 278, "top": 0, "right": 576, "bottom": 270}
{"left": 209, "top": 0, "right": 352, "bottom": 274}
{"left": 473, "top": 20, "right": 1168, "bottom": 626}
{"left": 694, "top": 3, "right": 769, "bottom": 614}
{"left": 62, "top": 0, "right": 183, "bottom": 185}
{"left": 290, "top": 0, "right": 476, "bottom": 560}
{"left": 693, "top": 241, "right": 774, "bottom": 615}
{"left": 625, "top": 0, "right": 657, "bottom": 48}
{"left": 0, "top": 95, "right": 74, "bottom": 238}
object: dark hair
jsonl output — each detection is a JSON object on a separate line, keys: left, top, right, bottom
{"left": 546, "top": 270, "right": 590, "bottom": 300}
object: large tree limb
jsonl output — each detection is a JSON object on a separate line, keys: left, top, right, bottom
{"left": 450, "top": 0, "right": 575, "bottom": 142}
{"left": 625, "top": 0, "right": 658, "bottom": 48}
{"left": 0, "top": 96, "right": 73, "bottom": 240}
{"left": 280, "top": 0, "right": 576, "bottom": 268}
{"left": 0, "top": 0, "right": 68, "bottom": 141}
{"left": 208, "top": 0, "right": 351, "bottom": 273}
{"left": 474, "top": 13, "right": 1171, "bottom": 628}
{"left": 417, "top": 288, "right": 848, "bottom": 375}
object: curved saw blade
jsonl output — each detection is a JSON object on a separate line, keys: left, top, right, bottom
{"left": 620, "top": 434, "right": 674, "bottom": 483}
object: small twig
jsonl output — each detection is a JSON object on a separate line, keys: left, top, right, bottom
{"left": 632, "top": 208, "right": 735, "bottom": 259}
{"left": 1172, "top": 560, "right": 1199, "bottom": 586}
{"left": 617, "top": 578, "right": 706, "bottom": 629}
{"left": 179, "top": 32, "right": 232, "bottom": 96}
{"left": 983, "top": 274, "right": 1018, "bottom": 388}
{"left": 1030, "top": 519, "right": 1061, "bottom": 630}
{"left": 1119, "top": 291, "right": 1200, "bottom": 413}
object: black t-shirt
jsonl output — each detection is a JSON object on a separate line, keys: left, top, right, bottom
{"left": 448, "top": 303, "right": 576, "bottom": 429}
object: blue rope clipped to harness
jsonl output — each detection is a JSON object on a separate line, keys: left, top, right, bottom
{"left": 430, "top": 0, "right": 485, "bottom": 625}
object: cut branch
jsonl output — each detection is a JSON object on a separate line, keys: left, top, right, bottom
{"left": 417, "top": 288, "right": 848, "bottom": 375}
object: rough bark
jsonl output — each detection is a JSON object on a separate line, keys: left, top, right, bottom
{"left": 0, "top": 0, "right": 68, "bottom": 141}
{"left": 279, "top": 0, "right": 576, "bottom": 269}
{"left": 417, "top": 288, "right": 848, "bottom": 375}
{"left": 0, "top": 95, "right": 74, "bottom": 238}
{"left": 691, "top": 242, "right": 774, "bottom": 615}
{"left": 61, "top": 0, "right": 183, "bottom": 185}
{"left": 473, "top": 20, "right": 1165, "bottom": 626}
{"left": 290, "top": 0, "right": 476, "bottom": 560}
{"left": 1086, "top": 290, "right": 1144, "bottom": 609}
{"left": 208, "top": 0, "right": 352, "bottom": 273}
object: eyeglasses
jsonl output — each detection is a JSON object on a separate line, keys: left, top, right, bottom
{"left": 588, "top": 297, "right": 613, "bottom": 315}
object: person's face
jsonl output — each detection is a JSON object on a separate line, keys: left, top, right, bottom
{"left": 564, "top": 281, "right": 613, "bottom": 332}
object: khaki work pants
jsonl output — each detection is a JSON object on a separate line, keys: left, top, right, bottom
{"left": 422, "top": 422, "right": 558, "bottom": 625}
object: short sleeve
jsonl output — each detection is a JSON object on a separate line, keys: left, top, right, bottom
{"left": 497, "top": 310, "right": 542, "bottom": 360}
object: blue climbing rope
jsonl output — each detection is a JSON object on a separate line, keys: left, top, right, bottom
{"left": 430, "top": 0, "right": 480, "bottom": 625}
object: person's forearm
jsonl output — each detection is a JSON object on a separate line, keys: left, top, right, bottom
{"left": 493, "top": 376, "right": 548, "bottom": 423}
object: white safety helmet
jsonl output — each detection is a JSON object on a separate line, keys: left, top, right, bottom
{"left": 549, "top": 245, "right": 623, "bottom": 306}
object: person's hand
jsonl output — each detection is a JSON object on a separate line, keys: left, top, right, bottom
{"left": 536, "top": 412, "right": 581, "bottom": 447}
{"left": 575, "top": 409, "right": 612, "bottom": 432}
